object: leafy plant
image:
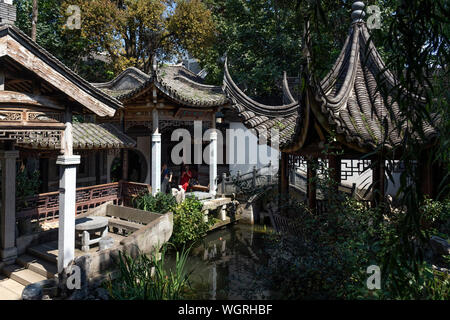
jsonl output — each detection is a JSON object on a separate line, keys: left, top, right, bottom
{"left": 16, "top": 169, "right": 41, "bottom": 206}
{"left": 106, "top": 244, "right": 192, "bottom": 300}
{"left": 134, "top": 192, "right": 177, "bottom": 214}
{"left": 257, "top": 156, "right": 450, "bottom": 300}
{"left": 134, "top": 193, "right": 215, "bottom": 248}
{"left": 170, "top": 196, "right": 215, "bottom": 248}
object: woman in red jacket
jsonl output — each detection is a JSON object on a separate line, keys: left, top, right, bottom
{"left": 180, "top": 164, "right": 192, "bottom": 191}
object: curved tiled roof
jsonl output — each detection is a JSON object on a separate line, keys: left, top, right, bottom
{"left": 313, "top": 21, "right": 438, "bottom": 150}
{"left": 92, "top": 67, "right": 150, "bottom": 98}
{"left": 94, "top": 65, "right": 228, "bottom": 108}
{"left": 72, "top": 123, "right": 136, "bottom": 149}
{"left": 222, "top": 58, "right": 301, "bottom": 147}
{"left": 0, "top": 23, "right": 122, "bottom": 116}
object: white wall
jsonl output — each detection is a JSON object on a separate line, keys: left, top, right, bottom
{"left": 227, "top": 122, "right": 279, "bottom": 176}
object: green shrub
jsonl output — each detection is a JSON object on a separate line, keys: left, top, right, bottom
{"left": 258, "top": 168, "right": 450, "bottom": 300}
{"left": 106, "top": 244, "right": 191, "bottom": 300}
{"left": 171, "top": 196, "right": 214, "bottom": 248}
{"left": 134, "top": 193, "right": 215, "bottom": 248}
{"left": 134, "top": 192, "right": 177, "bottom": 214}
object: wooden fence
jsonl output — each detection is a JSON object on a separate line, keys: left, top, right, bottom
{"left": 16, "top": 181, "right": 151, "bottom": 224}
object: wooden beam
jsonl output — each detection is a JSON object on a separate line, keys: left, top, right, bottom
{"left": 0, "top": 91, "right": 64, "bottom": 110}
{"left": 0, "top": 36, "right": 117, "bottom": 117}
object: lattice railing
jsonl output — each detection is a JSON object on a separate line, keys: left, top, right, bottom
{"left": 217, "top": 161, "right": 278, "bottom": 196}
{"left": 16, "top": 181, "right": 151, "bottom": 224}
{"left": 120, "top": 181, "right": 152, "bottom": 207}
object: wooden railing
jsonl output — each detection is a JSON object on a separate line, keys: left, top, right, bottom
{"left": 218, "top": 161, "right": 278, "bottom": 195}
{"left": 120, "top": 181, "right": 152, "bottom": 207}
{"left": 271, "top": 213, "right": 302, "bottom": 235}
{"left": 16, "top": 181, "right": 152, "bottom": 224}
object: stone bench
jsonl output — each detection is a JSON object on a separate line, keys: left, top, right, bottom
{"left": 75, "top": 216, "right": 109, "bottom": 252}
{"left": 108, "top": 218, "right": 142, "bottom": 236}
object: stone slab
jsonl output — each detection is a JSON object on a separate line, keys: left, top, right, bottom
{"left": 0, "top": 276, "right": 25, "bottom": 300}
{"left": 75, "top": 216, "right": 109, "bottom": 231}
{"left": 2, "top": 264, "right": 47, "bottom": 286}
{"left": 16, "top": 254, "right": 57, "bottom": 279}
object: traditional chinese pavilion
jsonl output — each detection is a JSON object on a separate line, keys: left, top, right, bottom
{"left": 223, "top": 1, "right": 440, "bottom": 210}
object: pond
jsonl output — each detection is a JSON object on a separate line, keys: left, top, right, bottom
{"left": 167, "top": 223, "right": 278, "bottom": 300}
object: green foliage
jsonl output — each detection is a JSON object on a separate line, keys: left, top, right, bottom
{"left": 259, "top": 164, "right": 450, "bottom": 300}
{"left": 106, "top": 244, "right": 192, "bottom": 300}
{"left": 134, "top": 193, "right": 214, "bottom": 248}
{"left": 200, "top": 0, "right": 393, "bottom": 99}
{"left": 16, "top": 169, "right": 40, "bottom": 203}
{"left": 14, "top": 0, "right": 112, "bottom": 81}
{"left": 134, "top": 192, "right": 177, "bottom": 214}
{"left": 170, "top": 196, "right": 214, "bottom": 248}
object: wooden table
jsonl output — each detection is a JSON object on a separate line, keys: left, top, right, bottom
{"left": 75, "top": 216, "right": 109, "bottom": 252}
{"left": 188, "top": 185, "right": 210, "bottom": 192}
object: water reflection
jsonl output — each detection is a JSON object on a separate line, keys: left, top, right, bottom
{"left": 168, "top": 224, "right": 274, "bottom": 300}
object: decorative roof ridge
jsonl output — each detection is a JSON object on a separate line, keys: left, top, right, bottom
{"left": 317, "top": 23, "right": 361, "bottom": 110}
{"left": 0, "top": 23, "right": 123, "bottom": 111}
{"left": 153, "top": 75, "right": 227, "bottom": 108}
{"left": 157, "top": 66, "right": 222, "bottom": 91}
{"left": 223, "top": 57, "right": 299, "bottom": 115}
{"left": 92, "top": 67, "right": 150, "bottom": 89}
{"left": 117, "top": 64, "right": 227, "bottom": 107}
{"left": 162, "top": 64, "right": 201, "bottom": 80}
{"left": 282, "top": 71, "right": 297, "bottom": 104}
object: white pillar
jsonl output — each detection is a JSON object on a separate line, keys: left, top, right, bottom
{"left": 0, "top": 150, "right": 19, "bottom": 264}
{"left": 151, "top": 108, "right": 161, "bottom": 195}
{"left": 56, "top": 155, "right": 80, "bottom": 273}
{"left": 152, "top": 133, "right": 161, "bottom": 195}
{"left": 209, "top": 131, "right": 217, "bottom": 197}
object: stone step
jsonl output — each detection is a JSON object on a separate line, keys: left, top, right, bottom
{"left": 17, "top": 254, "right": 57, "bottom": 279}
{"left": 27, "top": 244, "right": 58, "bottom": 264}
{"left": 2, "top": 264, "right": 47, "bottom": 287}
{"left": 0, "top": 275, "right": 24, "bottom": 300}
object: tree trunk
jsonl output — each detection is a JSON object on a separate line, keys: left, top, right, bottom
{"left": 31, "top": 0, "right": 38, "bottom": 41}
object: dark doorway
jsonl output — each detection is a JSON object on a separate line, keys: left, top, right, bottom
{"left": 110, "top": 149, "right": 148, "bottom": 183}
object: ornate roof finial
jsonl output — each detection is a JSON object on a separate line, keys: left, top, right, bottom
{"left": 351, "top": 1, "right": 366, "bottom": 23}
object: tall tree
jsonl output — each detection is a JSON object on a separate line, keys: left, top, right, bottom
{"left": 30, "top": 0, "right": 38, "bottom": 40}
{"left": 199, "top": 0, "right": 355, "bottom": 100}
{"left": 62, "top": 0, "right": 216, "bottom": 73}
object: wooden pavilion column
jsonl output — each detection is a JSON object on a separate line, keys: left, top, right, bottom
{"left": 122, "top": 149, "right": 129, "bottom": 182}
{"left": 0, "top": 146, "right": 19, "bottom": 264}
{"left": 328, "top": 154, "right": 341, "bottom": 192}
{"left": 418, "top": 152, "right": 433, "bottom": 198}
{"left": 56, "top": 106, "right": 80, "bottom": 273}
{"left": 307, "top": 157, "right": 317, "bottom": 211}
{"left": 372, "top": 159, "right": 386, "bottom": 208}
{"left": 279, "top": 152, "right": 289, "bottom": 195}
